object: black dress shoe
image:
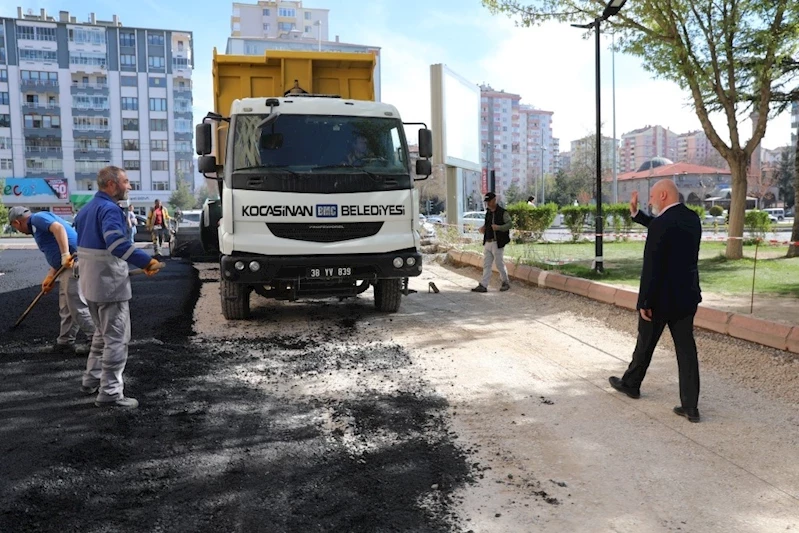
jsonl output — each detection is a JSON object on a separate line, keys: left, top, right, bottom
{"left": 608, "top": 376, "right": 640, "bottom": 399}
{"left": 673, "top": 406, "right": 700, "bottom": 423}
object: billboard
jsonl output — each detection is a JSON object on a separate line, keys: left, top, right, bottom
{"left": 1, "top": 178, "right": 70, "bottom": 204}
{"left": 430, "top": 64, "right": 481, "bottom": 171}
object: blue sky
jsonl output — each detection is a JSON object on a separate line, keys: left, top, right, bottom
{"left": 2, "top": 0, "right": 792, "bottom": 151}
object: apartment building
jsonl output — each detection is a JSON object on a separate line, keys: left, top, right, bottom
{"left": 478, "top": 84, "right": 557, "bottom": 202}
{"left": 231, "top": 1, "right": 328, "bottom": 40}
{"left": 619, "top": 125, "right": 679, "bottom": 173}
{"left": 0, "top": 7, "right": 193, "bottom": 215}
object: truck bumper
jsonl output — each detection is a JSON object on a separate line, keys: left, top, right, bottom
{"left": 221, "top": 249, "right": 422, "bottom": 284}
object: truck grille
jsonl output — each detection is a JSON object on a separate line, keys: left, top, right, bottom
{"left": 234, "top": 173, "right": 409, "bottom": 193}
{"left": 266, "top": 222, "right": 383, "bottom": 242}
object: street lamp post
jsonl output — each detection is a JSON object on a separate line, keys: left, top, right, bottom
{"left": 541, "top": 145, "right": 547, "bottom": 204}
{"left": 484, "top": 142, "right": 494, "bottom": 192}
{"left": 571, "top": 0, "right": 627, "bottom": 274}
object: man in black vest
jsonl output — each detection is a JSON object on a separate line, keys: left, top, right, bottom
{"left": 609, "top": 179, "right": 703, "bottom": 422}
{"left": 472, "top": 192, "right": 512, "bottom": 293}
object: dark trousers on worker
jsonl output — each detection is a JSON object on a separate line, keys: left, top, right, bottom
{"left": 622, "top": 311, "right": 700, "bottom": 409}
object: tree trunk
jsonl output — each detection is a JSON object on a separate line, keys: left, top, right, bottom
{"left": 725, "top": 155, "right": 749, "bottom": 259}
{"left": 788, "top": 134, "right": 799, "bottom": 258}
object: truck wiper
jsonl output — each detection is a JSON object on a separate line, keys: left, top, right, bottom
{"left": 310, "top": 164, "right": 379, "bottom": 180}
{"left": 236, "top": 165, "right": 301, "bottom": 178}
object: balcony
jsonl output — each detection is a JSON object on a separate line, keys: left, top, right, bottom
{"left": 25, "top": 145, "right": 62, "bottom": 157}
{"left": 22, "top": 101, "right": 60, "bottom": 113}
{"left": 24, "top": 127, "right": 62, "bottom": 138}
{"left": 71, "top": 83, "right": 109, "bottom": 96}
{"left": 74, "top": 147, "right": 111, "bottom": 159}
{"left": 20, "top": 79, "right": 59, "bottom": 92}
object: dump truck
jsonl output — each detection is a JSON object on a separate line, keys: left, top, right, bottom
{"left": 196, "top": 49, "right": 433, "bottom": 319}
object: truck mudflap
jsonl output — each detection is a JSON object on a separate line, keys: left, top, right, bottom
{"left": 220, "top": 250, "right": 422, "bottom": 284}
{"left": 200, "top": 198, "right": 222, "bottom": 254}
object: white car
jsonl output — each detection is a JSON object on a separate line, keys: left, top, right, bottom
{"left": 462, "top": 211, "right": 485, "bottom": 232}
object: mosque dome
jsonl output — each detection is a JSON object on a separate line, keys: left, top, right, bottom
{"left": 637, "top": 157, "right": 674, "bottom": 172}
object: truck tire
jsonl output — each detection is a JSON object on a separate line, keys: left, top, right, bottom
{"left": 221, "top": 277, "right": 251, "bottom": 320}
{"left": 374, "top": 279, "right": 402, "bottom": 313}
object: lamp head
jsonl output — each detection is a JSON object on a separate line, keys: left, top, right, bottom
{"left": 602, "top": 0, "right": 627, "bottom": 19}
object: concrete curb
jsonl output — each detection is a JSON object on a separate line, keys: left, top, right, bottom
{"left": 447, "top": 250, "right": 799, "bottom": 354}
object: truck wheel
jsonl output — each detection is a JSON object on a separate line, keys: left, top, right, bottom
{"left": 221, "top": 277, "right": 251, "bottom": 320}
{"left": 374, "top": 279, "right": 402, "bottom": 313}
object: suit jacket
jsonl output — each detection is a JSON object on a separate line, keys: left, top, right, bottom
{"left": 634, "top": 203, "right": 702, "bottom": 317}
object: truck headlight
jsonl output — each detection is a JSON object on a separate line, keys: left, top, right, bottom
{"left": 234, "top": 261, "right": 245, "bottom": 271}
{"left": 405, "top": 257, "right": 416, "bottom": 267}
{"left": 393, "top": 257, "right": 404, "bottom": 268}
{"left": 249, "top": 261, "right": 260, "bottom": 272}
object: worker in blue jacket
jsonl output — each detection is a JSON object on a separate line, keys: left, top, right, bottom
{"left": 7, "top": 206, "right": 95, "bottom": 355}
{"left": 75, "top": 166, "right": 163, "bottom": 409}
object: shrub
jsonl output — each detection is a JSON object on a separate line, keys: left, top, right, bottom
{"left": 560, "top": 205, "right": 592, "bottom": 242}
{"left": 744, "top": 209, "right": 771, "bottom": 239}
{"left": 506, "top": 201, "right": 558, "bottom": 242}
{"left": 709, "top": 205, "right": 724, "bottom": 217}
{"left": 688, "top": 205, "right": 706, "bottom": 220}
{"left": 605, "top": 203, "right": 633, "bottom": 236}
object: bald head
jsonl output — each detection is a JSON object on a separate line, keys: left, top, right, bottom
{"left": 649, "top": 179, "right": 680, "bottom": 216}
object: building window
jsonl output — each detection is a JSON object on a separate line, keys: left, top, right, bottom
{"left": 121, "top": 97, "right": 138, "bottom": 111}
{"left": 0, "top": 158, "right": 12, "bottom": 170}
{"left": 0, "top": 69, "right": 6, "bottom": 82}
{"left": 173, "top": 57, "right": 189, "bottom": 69}
{"left": 69, "top": 52, "right": 107, "bottom": 67}
{"left": 129, "top": 181, "right": 141, "bottom": 190}
{"left": 24, "top": 114, "right": 60, "bottom": 129}
{"left": 149, "top": 98, "right": 167, "bottom": 112}
{"left": 120, "top": 32, "right": 135, "bottom": 47}
{"left": 148, "top": 56, "right": 165, "bottom": 68}
{"left": 175, "top": 140, "right": 192, "bottom": 152}
{"left": 0, "top": 114, "right": 10, "bottom": 128}
{"left": 19, "top": 49, "right": 58, "bottom": 63}
{"left": 75, "top": 160, "right": 110, "bottom": 173}
{"left": 151, "top": 160, "right": 169, "bottom": 171}
{"left": 123, "top": 139, "right": 139, "bottom": 151}
{"left": 26, "top": 158, "right": 63, "bottom": 171}
{"left": 0, "top": 137, "right": 10, "bottom": 149}
{"left": 123, "top": 160, "right": 140, "bottom": 170}
{"left": 176, "top": 159, "right": 193, "bottom": 172}
{"left": 73, "top": 95, "right": 109, "bottom": 110}
{"left": 263, "top": 23, "right": 271, "bottom": 31}
{"left": 17, "top": 26, "right": 36, "bottom": 40}
{"left": 173, "top": 98, "right": 191, "bottom": 113}
{"left": 305, "top": 12, "right": 312, "bottom": 20}
{"left": 0, "top": 92, "right": 8, "bottom": 105}
{"left": 152, "top": 181, "right": 170, "bottom": 191}
{"left": 232, "top": 22, "right": 240, "bottom": 32}
{"left": 76, "top": 138, "right": 109, "bottom": 150}
{"left": 304, "top": 26, "right": 311, "bottom": 33}
{"left": 278, "top": 22, "right": 296, "bottom": 32}
{"left": 174, "top": 119, "right": 192, "bottom": 133}
{"left": 279, "top": 8, "right": 296, "bottom": 17}
{"left": 150, "top": 119, "right": 168, "bottom": 131}
{"left": 147, "top": 34, "right": 165, "bottom": 46}
{"left": 73, "top": 116, "right": 109, "bottom": 130}
{"left": 151, "top": 140, "right": 168, "bottom": 151}
{"left": 120, "top": 54, "right": 136, "bottom": 66}
{"left": 263, "top": 8, "right": 270, "bottom": 16}
{"left": 177, "top": 40, "right": 184, "bottom": 51}
{"left": 123, "top": 118, "right": 139, "bottom": 131}
{"left": 68, "top": 27, "right": 104, "bottom": 45}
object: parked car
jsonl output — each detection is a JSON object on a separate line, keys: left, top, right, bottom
{"left": 462, "top": 211, "right": 485, "bottom": 232}
{"left": 763, "top": 208, "right": 785, "bottom": 222}
{"left": 425, "top": 214, "right": 444, "bottom": 225}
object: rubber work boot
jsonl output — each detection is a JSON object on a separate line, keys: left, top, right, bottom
{"left": 500, "top": 281, "right": 510, "bottom": 292}
{"left": 471, "top": 284, "right": 488, "bottom": 293}
{"left": 95, "top": 397, "right": 139, "bottom": 409}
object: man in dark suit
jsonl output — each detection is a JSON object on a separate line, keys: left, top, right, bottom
{"left": 609, "top": 179, "right": 703, "bottom": 422}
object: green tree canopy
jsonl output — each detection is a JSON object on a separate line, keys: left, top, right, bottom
{"left": 482, "top": 0, "right": 799, "bottom": 259}
{"left": 169, "top": 179, "right": 196, "bottom": 211}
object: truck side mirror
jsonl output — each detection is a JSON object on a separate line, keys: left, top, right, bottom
{"left": 198, "top": 155, "right": 217, "bottom": 174}
{"left": 196, "top": 123, "right": 212, "bottom": 155}
{"left": 415, "top": 159, "right": 431, "bottom": 178}
{"left": 418, "top": 129, "right": 432, "bottom": 158}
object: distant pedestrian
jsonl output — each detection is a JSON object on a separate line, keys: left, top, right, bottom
{"left": 7, "top": 206, "right": 96, "bottom": 355}
{"left": 472, "top": 191, "right": 512, "bottom": 293}
{"left": 146, "top": 199, "right": 170, "bottom": 255}
{"left": 527, "top": 195, "right": 536, "bottom": 207}
{"left": 75, "top": 166, "right": 164, "bottom": 409}
{"left": 126, "top": 204, "right": 138, "bottom": 244}
{"left": 609, "top": 180, "right": 703, "bottom": 422}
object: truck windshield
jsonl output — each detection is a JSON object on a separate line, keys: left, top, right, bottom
{"left": 231, "top": 114, "right": 409, "bottom": 173}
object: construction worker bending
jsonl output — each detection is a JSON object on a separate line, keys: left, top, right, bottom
{"left": 75, "top": 166, "right": 164, "bottom": 409}
{"left": 146, "top": 199, "right": 170, "bottom": 255}
{"left": 7, "top": 206, "right": 95, "bottom": 355}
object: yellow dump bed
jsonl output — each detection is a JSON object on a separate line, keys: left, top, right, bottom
{"left": 212, "top": 48, "right": 377, "bottom": 115}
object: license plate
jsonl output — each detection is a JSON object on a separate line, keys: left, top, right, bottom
{"left": 308, "top": 266, "right": 352, "bottom": 278}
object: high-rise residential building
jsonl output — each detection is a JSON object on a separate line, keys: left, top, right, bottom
{"left": 231, "top": 1, "right": 328, "bottom": 41}
{"left": 0, "top": 7, "right": 194, "bottom": 215}
{"left": 619, "top": 125, "right": 679, "bottom": 173}
{"left": 478, "top": 84, "right": 556, "bottom": 202}
{"left": 569, "top": 135, "right": 617, "bottom": 174}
